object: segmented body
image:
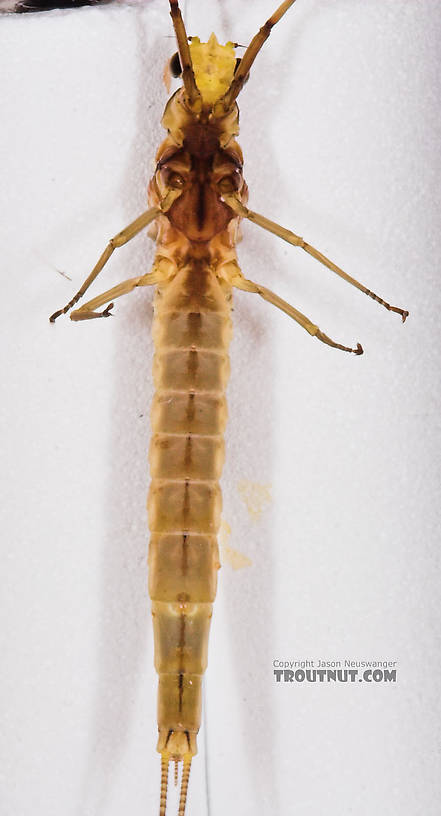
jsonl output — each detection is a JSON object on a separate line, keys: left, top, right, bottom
{"left": 49, "top": 2, "right": 408, "bottom": 812}
{"left": 148, "top": 261, "right": 229, "bottom": 756}
{"left": 146, "top": 88, "right": 246, "bottom": 767}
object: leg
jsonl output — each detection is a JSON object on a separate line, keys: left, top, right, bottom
{"left": 216, "top": 0, "right": 297, "bottom": 112}
{"left": 169, "top": 0, "right": 201, "bottom": 110}
{"left": 232, "top": 273, "right": 363, "bottom": 355}
{"left": 223, "top": 194, "right": 409, "bottom": 322}
{"left": 49, "top": 206, "right": 160, "bottom": 322}
{"left": 70, "top": 269, "right": 165, "bottom": 321}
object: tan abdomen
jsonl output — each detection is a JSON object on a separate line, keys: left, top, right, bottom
{"left": 147, "top": 260, "right": 232, "bottom": 758}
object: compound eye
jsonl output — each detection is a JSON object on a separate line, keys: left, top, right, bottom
{"left": 170, "top": 52, "right": 182, "bottom": 78}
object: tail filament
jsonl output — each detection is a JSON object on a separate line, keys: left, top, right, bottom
{"left": 159, "top": 753, "right": 170, "bottom": 816}
{"left": 178, "top": 755, "right": 192, "bottom": 816}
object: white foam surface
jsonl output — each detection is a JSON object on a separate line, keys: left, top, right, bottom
{"left": 1, "top": 1, "right": 440, "bottom": 814}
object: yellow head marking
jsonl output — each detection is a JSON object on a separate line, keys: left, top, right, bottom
{"left": 189, "top": 33, "right": 236, "bottom": 105}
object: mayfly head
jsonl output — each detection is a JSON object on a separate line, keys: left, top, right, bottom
{"left": 165, "top": 35, "right": 238, "bottom": 108}
{"left": 168, "top": 0, "right": 296, "bottom": 117}
{"left": 189, "top": 34, "right": 237, "bottom": 106}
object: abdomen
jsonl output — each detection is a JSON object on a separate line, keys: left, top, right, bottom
{"left": 147, "top": 258, "right": 232, "bottom": 758}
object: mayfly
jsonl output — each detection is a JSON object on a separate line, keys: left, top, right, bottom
{"left": 49, "top": 1, "right": 408, "bottom": 813}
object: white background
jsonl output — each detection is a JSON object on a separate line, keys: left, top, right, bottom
{"left": 1, "top": 1, "right": 440, "bottom": 814}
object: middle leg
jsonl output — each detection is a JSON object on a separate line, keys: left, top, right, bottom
{"left": 223, "top": 194, "right": 409, "bottom": 322}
